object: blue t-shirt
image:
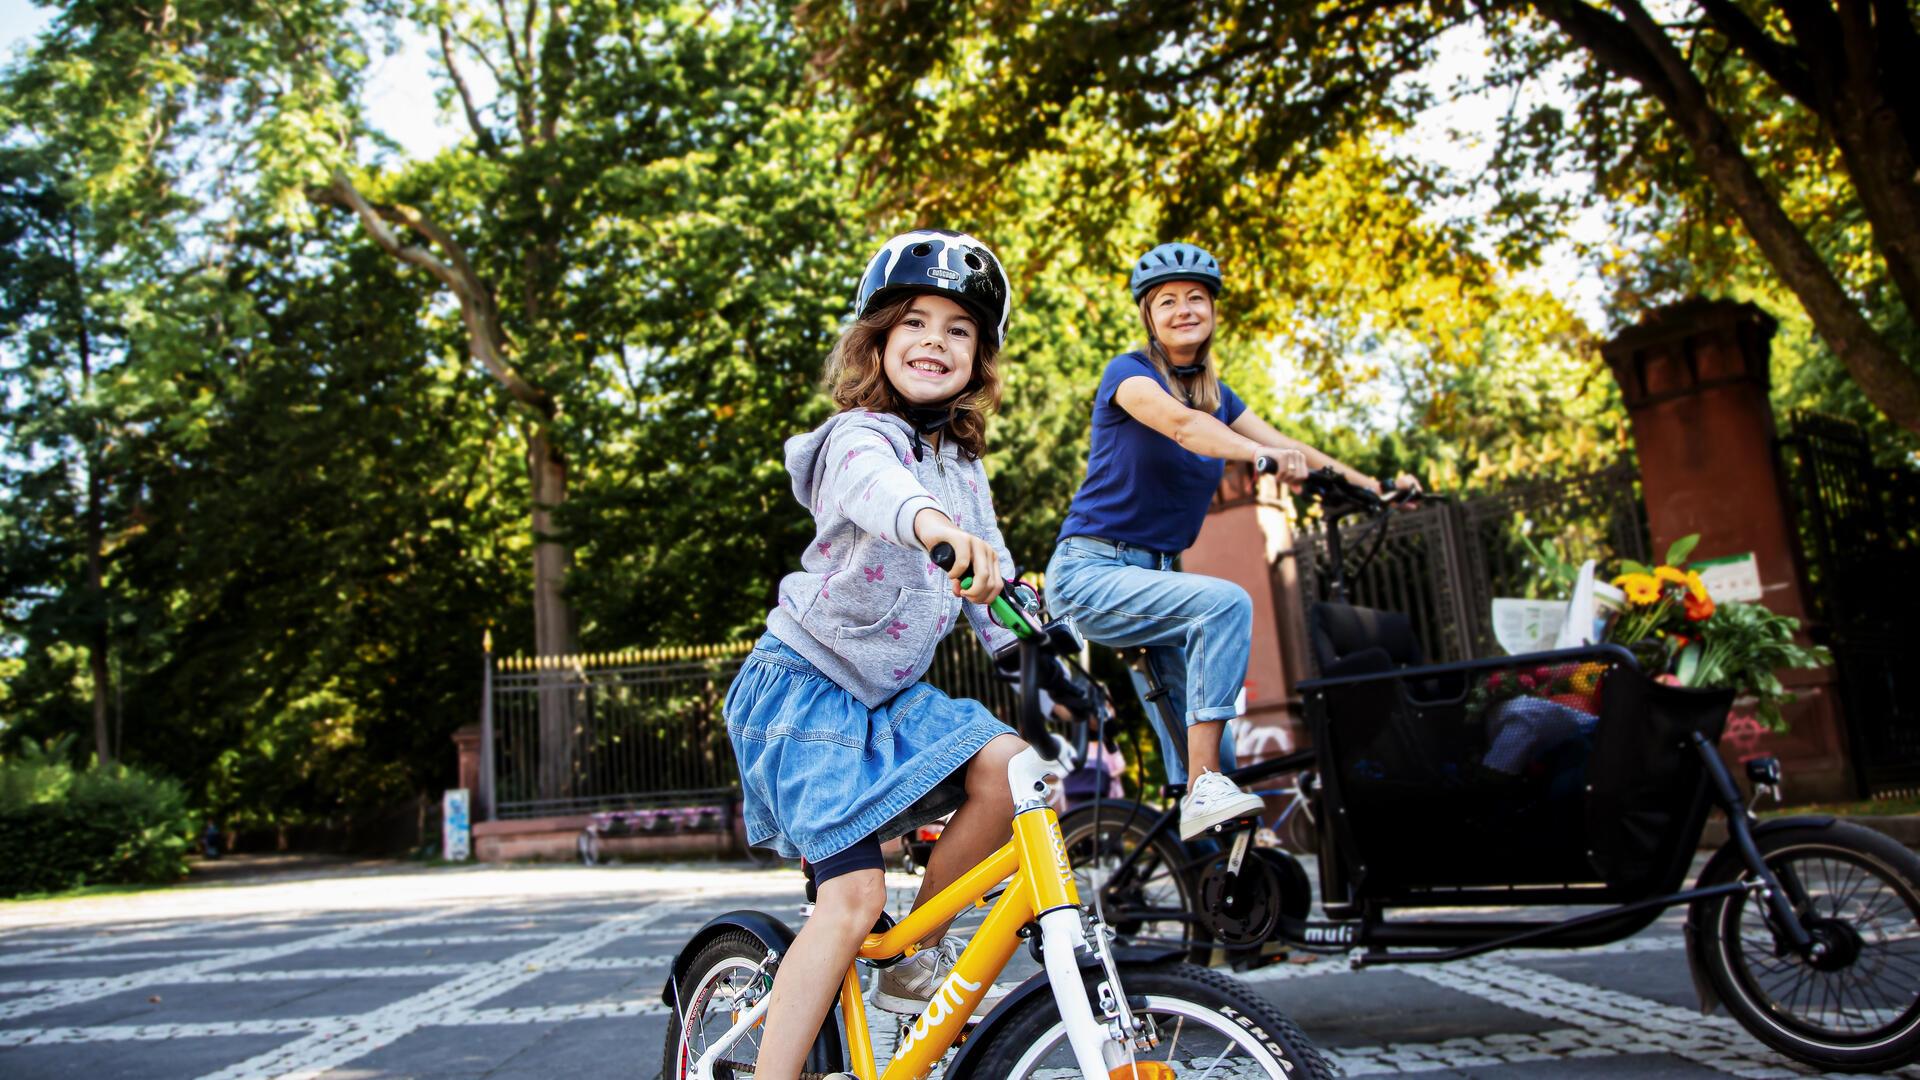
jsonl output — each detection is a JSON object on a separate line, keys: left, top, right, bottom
{"left": 1058, "top": 352, "right": 1247, "bottom": 554}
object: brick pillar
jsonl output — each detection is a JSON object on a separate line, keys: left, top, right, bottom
{"left": 1184, "top": 461, "right": 1314, "bottom": 762}
{"left": 452, "top": 723, "right": 482, "bottom": 796}
{"left": 1601, "top": 299, "right": 1852, "bottom": 800}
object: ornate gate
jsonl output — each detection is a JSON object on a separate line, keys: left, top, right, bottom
{"left": 1781, "top": 413, "right": 1920, "bottom": 795}
{"left": 1289, "top": 464, "right": 1651, "bottom": 664}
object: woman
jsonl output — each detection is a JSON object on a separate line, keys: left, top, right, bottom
{"left": 1045, "top": 241, "right": 1412, "bottom": 839}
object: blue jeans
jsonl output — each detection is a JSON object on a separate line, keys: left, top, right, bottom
{"left": 1045, "top": 536, "right": 1246, "bottom": 786}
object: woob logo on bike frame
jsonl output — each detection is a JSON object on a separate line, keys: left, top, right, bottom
{"left": 893, "top": 970, "right": 982, "bottom": 1063}
{"left": 1048, "top": 819, "right": 1075, "bottom": 890}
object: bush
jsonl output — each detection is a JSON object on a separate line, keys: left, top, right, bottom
{"left": 0, "top": 740, "right": 195, "bottom": 898}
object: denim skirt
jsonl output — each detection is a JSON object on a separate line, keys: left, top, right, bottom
{"left": 726, "top": 632, "right": 1012, "bottom": 863}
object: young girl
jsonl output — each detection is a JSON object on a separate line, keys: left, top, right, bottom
{"left": 725, "top": 230, "right": 1027, "bottom": 1080}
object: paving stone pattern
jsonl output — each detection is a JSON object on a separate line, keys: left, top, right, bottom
{"left": 0, "top": 863, "right": 1914, "bottom": 1079}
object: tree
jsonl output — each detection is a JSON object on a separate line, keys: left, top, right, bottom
{"left": 0, "top": 0, "right": 215, "bottom": 763}
{"left": 801, "top": 0, "right": 1920, "bottom": 435}
{"left": 2, "top": 0, "right": 893, "bottom": 821}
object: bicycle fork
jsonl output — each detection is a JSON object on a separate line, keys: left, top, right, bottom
{"left": 1012, "top": 742, "right": 1150, "bottom": 1076}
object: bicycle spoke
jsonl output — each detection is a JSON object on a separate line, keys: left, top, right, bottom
{"left": 1732, "top": 847, "right": 1920, "bottom": 1040}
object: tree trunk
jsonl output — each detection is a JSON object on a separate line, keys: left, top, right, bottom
{"left": 529, "top": 425, "right": 576, "bottom": 802}
{"left": 321, "top": 172, "right": 581, "bottom": 802}
{"left": 70, "top": 218, "right": 111, "bottom": 766}
{"left": 87, "top": 464, "right": 110, "bottom": 766}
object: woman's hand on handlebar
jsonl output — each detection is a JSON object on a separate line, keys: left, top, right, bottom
{"left": 1385, "top": 473, "right": 1424, "bottom": 507}
{"left": 914, "top": 509, "right": 1003, "bottom": 605}
{"left": 1252, "top": 446, "right": 1310, "bottom": 491}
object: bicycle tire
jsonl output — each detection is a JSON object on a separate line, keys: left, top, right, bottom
{"left": 1693, "top": 821, "right": 1920, "bottom": 1071}
{"left": 952, "top": 961, "right": 1335, "bottom": 1079}
{"left": 661, "top": 929, "right": 778, "bottom": 1080}
{"left": 1060, "top": 801, "right": 1203, "bottom": 950}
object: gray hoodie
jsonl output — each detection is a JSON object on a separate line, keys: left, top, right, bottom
{"left": 766, "top": 410, "right": 1018, "bottom": 707}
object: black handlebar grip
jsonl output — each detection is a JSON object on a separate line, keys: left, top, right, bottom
{"left": 930, "top": 542, "right": 956, "bottom": 572}
{"left": 1254, "top": 454, "right": 1279, "bottom": 475}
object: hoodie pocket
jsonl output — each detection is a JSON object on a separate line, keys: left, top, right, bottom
{"left": 835, "top": 585, "right": 942, "bottom": 687}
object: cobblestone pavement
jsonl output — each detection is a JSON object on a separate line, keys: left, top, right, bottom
{"left": 0, "top": 860, "right": 1915, "bottom": 1079}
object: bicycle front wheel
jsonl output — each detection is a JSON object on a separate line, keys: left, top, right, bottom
{"left": 662, "top": 930, "right": 773, "bottom": 1080}
{"left": 1695, "top": 822, "right": 1920, "bottom": 1071}
{"left": 1060, "top": 801, "right": 1202, "bottom": 951}
{"left": 956, "top": 961, "right": 1335, "bottom": 1078}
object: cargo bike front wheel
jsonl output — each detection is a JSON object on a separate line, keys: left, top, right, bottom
{"left": 1693, "top": 821, "right": 1920, "bottom": 1072}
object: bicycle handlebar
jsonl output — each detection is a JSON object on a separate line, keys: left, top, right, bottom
{"left": 930, "top": 541, "right": 1080, "bottom": 757}
{"left": 1301, "top": 466, "right": 1430, "bottom": 513}
{"left": 928, "top": 542, "right": 1038, "bottom": 639}
{"left": 1255, "top": 457, "right": 1428, "bottom": 512}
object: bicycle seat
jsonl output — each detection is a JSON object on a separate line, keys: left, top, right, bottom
{"left": 1308, "top": 601, "right": 1424, "bottom": 677}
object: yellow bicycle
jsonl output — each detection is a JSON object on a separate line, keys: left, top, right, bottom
{"left": 663, "top": 545, "right": 1332, "bottom": 1079}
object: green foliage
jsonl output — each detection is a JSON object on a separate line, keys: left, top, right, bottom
{"left": 0, "top": 738, "right": 195, "bottom": 897}
{"left": 1687, "top": 603, "right": 1833, "bottom": 733}
{"left": 1665, "top": 534, "right": 1701, "bottom": 568}
{"left": 1516, "top": 531, "right": 1581, "bottom": 593}
{"left": 801, "top": 0, "right": 1920, "bottom": 445}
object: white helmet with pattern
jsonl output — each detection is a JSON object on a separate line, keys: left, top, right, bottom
{"left": 854, "top": 230, "right": 1011, "bottom": 347}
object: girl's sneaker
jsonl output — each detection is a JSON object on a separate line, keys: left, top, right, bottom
{"left": 1179, "top": 769, "right": 1266, "bottom": 839}
{"left": 871, "top": 936, "right": 1010, "bottom": 1016}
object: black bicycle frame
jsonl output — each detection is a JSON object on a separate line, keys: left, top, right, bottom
{"left": 1084, "top": 508, "right": 1820, "bottom": 968}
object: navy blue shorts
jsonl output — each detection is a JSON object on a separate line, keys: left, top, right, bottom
{"left": 809, "top": 835, "right": 884, "bottom": 884}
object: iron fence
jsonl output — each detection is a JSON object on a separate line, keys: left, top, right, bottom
{"left": 482, "top": 631, "right": 1018, "bottom": 821}
{"left": 1780, "top": 413, "right": 1920, "bottom": 795}
{"left": 1288, "top": 464, "right": 1649, "bottom": 665}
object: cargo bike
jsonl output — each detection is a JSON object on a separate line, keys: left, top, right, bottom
{"left": 1061, "top": 465, "right": 1920, "bottom": 1072}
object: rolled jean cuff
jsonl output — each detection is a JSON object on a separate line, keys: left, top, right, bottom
{"left": 1188, "top": 705, "right": 1239, "bottom": 724}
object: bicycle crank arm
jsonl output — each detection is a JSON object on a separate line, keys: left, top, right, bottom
{"left": 1225, "top": 830, "right": 1252, "bottom": 876}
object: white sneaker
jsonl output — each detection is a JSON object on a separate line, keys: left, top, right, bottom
{"left": 871, "top": 935, "right": 1010, "bottom": 1017}
{"left": 1179, "top": 770, "right": 1266, "bottom": 840}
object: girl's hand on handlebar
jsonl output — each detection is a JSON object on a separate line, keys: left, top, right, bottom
{"left": 1387, "top": 473, "right": 1424, "bottom": 506}
{"left": 914, "top": 509, "right": 1003, "bottom": 604}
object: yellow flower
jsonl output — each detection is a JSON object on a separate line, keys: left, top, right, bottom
{"left": 1655, "top": 566, "right": 1688, "bottom": 587}
{"left": 1612, "top": 572, "right": 1661, "bottom": 605}
{"left": 1685, "top": 569, "right": 1710, "bottom": 604}
{"left": 1570, "top": 667, "right": 1600, "bottom": 694}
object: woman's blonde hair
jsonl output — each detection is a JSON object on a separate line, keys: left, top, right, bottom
{"left": 1138, "top": 283, "right": 1222, "bottom": 414}
{"left": 823, "top": 292, "right": 1001, "bottom": 458}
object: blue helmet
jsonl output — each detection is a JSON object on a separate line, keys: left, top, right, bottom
{"left": 1129, "top": 242, "right": 1222, "bottom": 302}
{"left": 854, "top": 230, "right": 1011, "bottom": 346}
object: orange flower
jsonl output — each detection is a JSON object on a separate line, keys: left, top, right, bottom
{"left": 1684, "top": 590, "right": 1715, "bottom": 622}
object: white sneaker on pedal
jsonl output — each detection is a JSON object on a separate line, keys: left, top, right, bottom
{"left": 1180, "top": 769, "right": 1266, "bottom": 840}
{"left": 871, "top": 935, "right": 1010, "bottom": 1017}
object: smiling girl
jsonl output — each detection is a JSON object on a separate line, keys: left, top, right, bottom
{"left": 724, "top": 231, "right": 1025, "bottom": 1080}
